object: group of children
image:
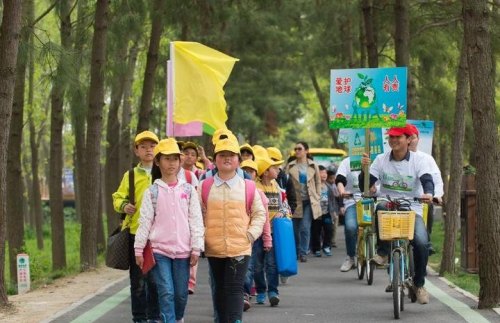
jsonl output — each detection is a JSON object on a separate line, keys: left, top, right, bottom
{"left": 115, "top": 129, "right": 337, "bottom": 323}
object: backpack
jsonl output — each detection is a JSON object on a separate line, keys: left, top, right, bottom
{"left": 185, "top": 169, "right": 192, "bottom": 185}
{"left": 150, "top": 182, "right": 192, "bottom": 214}
{"left": 200, "top": 177, "right": 256, "bottom": 215}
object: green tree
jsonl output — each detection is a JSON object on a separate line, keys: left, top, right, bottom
{"left": 0, "top": 0, "right": 23, "bottom": 305}
{"left": 463, "top": 0, "right": 500, "bottom": 308}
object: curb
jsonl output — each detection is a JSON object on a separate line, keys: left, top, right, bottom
{"left": 40, "top": 274, "right": 129, "bottom": 323}
{"left": 427, "top": 266, "right": 500, "bottom": 317}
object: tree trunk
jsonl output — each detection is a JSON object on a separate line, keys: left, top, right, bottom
{"left": 105, "top": 39, "right": 128, "bottom": 237}
{"left": 310, "top": 71, "right": 339, "bottom": 147}
{"left": 0, "top": 0, "right": 23, "bottom": 305}
{"left": 463, "top": 0, "right": 500, "bottom": 308}
{"left": 362, "top": 0, "right": 378, "bottom": 68}
{"left": 341, "top": 16, "right": 355, "bottom": 68}
{"left": 440, "top": 40, "right": 468, "bottom": 275}
{"left": 6, "top": 0, "right": 31, "bottom": 285}
{"left": 80, "top": 0, "right": 109, "bottom": 271}
{"left": 70, "top": 0, "right": 90, "bottom": 224}
{"left": 97, "top": 165, "right": 105, "bottom": 252}
{"left": 359, "top": 9, "right": 366, "bottom": 67}
{"left": 119, "top": 42, "right": 139, "bottom": 174}
{"left": 136, "top": 0, "right": 165, "bottom": 133}
{"left": 27, "top": 0, "right": 43, "bottom": 249}
{"left": 29, "top": 116, "right": 44, "bottom": 249}
{"left": 394, "top": 0, "right": 416, "bottom": 118}
{"left": 49, "top": 0, "right": 71, "bottom": 271}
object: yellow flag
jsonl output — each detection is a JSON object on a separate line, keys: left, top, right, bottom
{"left": 172, "top": 41, "right": 239, "bottom": 130}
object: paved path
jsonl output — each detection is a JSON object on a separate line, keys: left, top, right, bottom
{"left": 49, "top": 229, "right": 498, "bottom": 323}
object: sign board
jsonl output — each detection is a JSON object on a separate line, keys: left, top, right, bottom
{"left": 348, "top": 128, "right": 384, "bottom": 171}
{"left": 329, "top": 67, "right": 408, "bottom": 129}
{"left": 17, "top": 254, "right": 30, "bottom": 294}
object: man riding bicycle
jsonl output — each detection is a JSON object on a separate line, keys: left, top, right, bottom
{"left": 359, "top": 124, "right": 435, "bottom": 305}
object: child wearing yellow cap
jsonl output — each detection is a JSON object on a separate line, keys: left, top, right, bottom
{"left": 200, "top": 138, "right": 266, "bottom": 321}
{"left": 134, "top": 138, "right": 204, "bottom": 322}
{"left": 112, "top": 130, "right": 160, "bottom": 322}
{"left": 252, "top": 156, "right": 290, "bottom": 307}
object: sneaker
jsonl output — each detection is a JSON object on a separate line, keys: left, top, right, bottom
{"left": 188, "top": 289, "right": 194, "bottom": 295}
{"left": 372, "top": 254, "right": 389, "bottom": 265}
{"left": 299, "top": 255, "right": 308, "bottom": 263}
{"left": 268, "top": 292, "right": 280, "bottom": 307}
{"left": 280, "top": 276, "right": 289, "bottom": 284}
{"left": 340, "top": 257, "right": 355, "bottom": 272}
{"left": 256, "top": 293, "right": 266, "bottom": 304}
{"left": 416, "top": 287, "right": 429, "bottom": 304}
{"left": 385, "top": 284, "right": 393, "bottom": 293}
{"left": 243, "top": 294, "right": 251, "bottom": 311}
{"left": 323, "top": 247, "right": 332, "bottom": 256}
{"left": 314, "top": 251, "right": 322, "bottom": 257}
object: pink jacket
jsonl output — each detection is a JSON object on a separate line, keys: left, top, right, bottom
{"left": 258, "top": 190, "right": 272, "bottom": 249}
{"left": 134, "top": 179, "right": 204, "bottom": 259}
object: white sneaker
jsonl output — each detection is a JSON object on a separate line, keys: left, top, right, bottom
{"left": 340, "top": 257, "right": 355, "bottom": 272}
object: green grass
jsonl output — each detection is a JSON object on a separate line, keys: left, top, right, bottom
{"left": 428, "top": 219, "right": 480, "bottom": 296}
{"left": 5, "top": 218, "right": 105, "bottom": 295}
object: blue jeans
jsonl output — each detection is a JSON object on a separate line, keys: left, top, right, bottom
{"left": 151, "top": 254, "right": 190, "bottom": 322}
{"left": 343, "top": 205, "right": 358, "bottom": 258}
{"left": 252, "top": 237, "right": 279, "bottom": 296}
{"left": 293, "top": 200, "right": 313, "bottom": 257}
{"left": 375, "top": 203, "right": 429, "bottom": 288}
{"left": 129, "top": 234, "right": 160, "bottom": 322}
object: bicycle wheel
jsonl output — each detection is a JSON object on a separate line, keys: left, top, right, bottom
{"left": 408, "top": 246, "right": 417, "bottom": 303}
{"left": 392, "top": 251, "right": 401, "bottom": 319}
{"left": 366, "top": 234, "right": 375, "bottom": 285}
{"left": 357, "top": 233, "right": 366, "bottom": 280}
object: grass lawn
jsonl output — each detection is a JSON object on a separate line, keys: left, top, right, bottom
{"left": 428, "top": 219, "right": 480, "bottom": 296}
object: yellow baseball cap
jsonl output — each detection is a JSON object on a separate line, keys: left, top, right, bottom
{"left": 212, "top": 128, "right": 237, "bottom": 145}
{"left": 154, "top": 138, "right": 183, "bottom": 157}
{"left": 252, "top": 145, "right": 269, "bottom": 160}
{"left": 134, "top": 131, "right": 159, "bottom": 144}
{"left": 241, "top": 159, "right": 258, "bottom": 172}
{"left": 182, "top": 141, "right": 198, "bottom": 152}
{"left": 256, "top": 157, "right": 283, "bottom": 176}
{"left": 240, "top": 143, "right": 254, "bottom": 155}
{"left": 214, "top": 138, "right": 240, "bottom": 155}
{"left": 267, "top": 147, "right": 283, "bottom": 161}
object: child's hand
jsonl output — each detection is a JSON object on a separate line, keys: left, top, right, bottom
{"left": 190, "top": 254, "right": 199, "bottom": 267}
{"left": 124, "top": 203, "right": 136, "bottom": 215}
{"left": 135, "top": 255, "right": 144, "bottom": 269}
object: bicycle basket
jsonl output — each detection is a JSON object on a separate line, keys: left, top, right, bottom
{"left": 356, "top": 198, "right": 374, "bottom": 226}
{"left": 378, "top": 211, "right": 416, "bottom": 240}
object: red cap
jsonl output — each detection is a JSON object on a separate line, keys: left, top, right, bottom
{"left": 407, "top": 124, "right": 419, "bottom": 136}
{"left": 386, "top": 124, "right": 414, "bottom": 137}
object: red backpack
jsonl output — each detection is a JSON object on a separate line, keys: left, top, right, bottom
{"left": 201, "top": 177, "right": 256, "bottom": 215}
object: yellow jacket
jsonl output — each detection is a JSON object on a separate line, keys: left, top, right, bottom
{"left": 112, "top": 164, "right": 152, "bottom": 234}
{"left": 199, "top": 176, "right": 266, "bottom": 258}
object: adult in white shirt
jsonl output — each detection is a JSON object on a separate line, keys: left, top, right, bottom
{"left": 335, "top": 157, "right": 361, "bottom": 272}
{"left": 360, "top": 124, "right": 434, "bottom": 305}
{"left": 407, "top": 124, "right": 443, "bottom": 242}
